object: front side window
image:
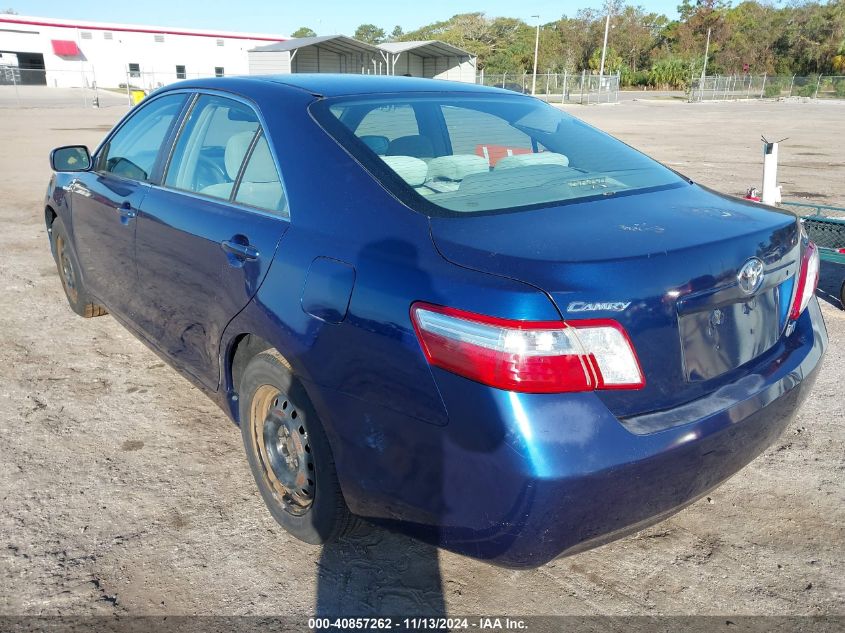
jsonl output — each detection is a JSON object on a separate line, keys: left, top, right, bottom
{"left": 98, "top": 93, "right": 186, "bottom": 181}
{"left": 314, "top": 95, "right": 686, "bottom": 216}
{"left": 164, "top": 95, "right": 262, "bottom": 202}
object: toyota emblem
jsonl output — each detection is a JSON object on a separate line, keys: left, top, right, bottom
{"left": 738, "top": 258, "right": 765, "bottom": 295}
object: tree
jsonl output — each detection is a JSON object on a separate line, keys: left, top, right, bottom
{"left": 589, "top": 46, "right": 624, "bottom": 72}
{"left": 335, "top": 3, "right": 844, "bottom": 81}
{"left": 290, "top": 26, "right": 317, "bottom": 38}
{"left": 2, "top": 7, "right": 18, "bottom": 13}
{"left": 354, "top": 24, "right": 386, "bottom": 44}
{"left": 833, "top": 40, "right": 845, "bottom": 73}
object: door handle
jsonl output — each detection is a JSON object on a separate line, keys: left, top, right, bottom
{"left": 221, "top": 239, "right": 259, "bottom": 261}
{"left": 116, "top": 201, "right": 137, "bottom": 219}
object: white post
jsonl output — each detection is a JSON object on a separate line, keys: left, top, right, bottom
{"left": 580, "top": 69, "right": 586, "bottom": 104}
{"left": 80, "top": 61, "right": 87, "bottom": 108}
{"left": 599, "top": 12, "right": 611, "bottom": 78}
{"left": 814, "top": 74, "right": 822, "bottom": 98}
{"left": 700, "top": 28, "right": 711, "bottom": 82}
{"left": 531, "top": 15, "right": 540, "bottom": 95}
{"left": 562, "top": 69, "right": 567, "bottom": 103}
{"left": 91, "top": 67, "right": 99, "bottom": 108}
{"left": 761, "top": 140, "right": 781, "bottom": 205}
{"left": 11, "top": 66, "right": 20, "bottom": 107}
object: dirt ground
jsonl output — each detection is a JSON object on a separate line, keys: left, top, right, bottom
{"left": 0, "top": 96, "right": 843, "bottom": 618}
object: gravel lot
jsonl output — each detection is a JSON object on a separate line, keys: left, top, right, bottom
{"left": 0, "top": 95, "right": 843, "bottom": 618}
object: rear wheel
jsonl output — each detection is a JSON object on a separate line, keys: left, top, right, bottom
{"left": 239, "top": 349, "right": 357, "bottom": 543}
{"left": 50, "top": 217, "right": 107, "bottom": 318}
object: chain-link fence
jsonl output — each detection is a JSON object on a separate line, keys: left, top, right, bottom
{"left": 478, "top": 71, "right": 620, "bottom": 104}
{"left": 689, "top": 75, "right": 845, "bottom": 102}
{"left": 0, "top": 66, "right": 133, "bottom": 108}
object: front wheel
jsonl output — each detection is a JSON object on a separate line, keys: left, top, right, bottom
{"left": 239, "top": 349, "right": 358, "bottom": 543}
{"left": 50, "top": 217, "right": 107, "bottom": 318}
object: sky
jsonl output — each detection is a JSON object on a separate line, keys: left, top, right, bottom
{"left": 10, "top": 0, "right": 681, "bottom": 36}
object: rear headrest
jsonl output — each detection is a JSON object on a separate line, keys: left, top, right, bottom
{"left": 387, "top": 135, "right": 434, "bottom": 158}
{"left": 224, "top": 131, "right": 256, "bottom": 179}
{"left": 427, "top": 154, "right": 490, "bottom": 182}
{"left": 381, "top": 156, "right": 428, "bottom": 187}
{"left": 359, "top": 135, "right": 389, "bottom": 155}
{"left": 495, "top": 152, "right": 570, "bottom": 170}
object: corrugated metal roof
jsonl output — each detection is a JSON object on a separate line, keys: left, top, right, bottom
{"left": 377, "top": 40, "right": 473, "bottom": 58}
{"left": 250, "top": 35, "right": 379, "bottom": 55}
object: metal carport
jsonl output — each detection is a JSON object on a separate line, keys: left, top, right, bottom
{"left": 248, "top": 35, "right": 380, "bottom": 76}
{"left": 377, "top": 41, "right": 477, "bottom": 83}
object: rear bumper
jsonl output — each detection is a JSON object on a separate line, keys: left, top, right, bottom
{"left": 312, "top": 299, "right": 827, "bottom": 568}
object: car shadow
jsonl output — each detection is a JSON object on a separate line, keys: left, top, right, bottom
{"left": 315, "top": 523, "right": 446, "bottom": 618}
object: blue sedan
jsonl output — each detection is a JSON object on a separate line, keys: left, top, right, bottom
{"left": 45, "top": 75, "right": 827, "bottom": 568}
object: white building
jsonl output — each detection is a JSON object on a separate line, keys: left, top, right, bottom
{"left": 0, "top": 14, "right": 285, "bottom": 89}
{"left": 0, "top": 15, "right": 478, "bottom": 90}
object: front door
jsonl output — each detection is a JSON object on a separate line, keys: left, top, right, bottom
{"left": 134, "top": 94, "right": 289, "bottom": 390}
{"left": 71, "top": 93, "right": 186, "bottom": 319}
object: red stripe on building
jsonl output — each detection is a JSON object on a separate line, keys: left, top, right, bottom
{"left": 0, "top": 17, "right": 285, "bottom": 42}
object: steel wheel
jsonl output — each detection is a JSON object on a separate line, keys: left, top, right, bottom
{"left": 55, "top": 234, "right": 79, "bottom": 305}
{"left": 249, "top": 384, "right": 315, "bottom": 516}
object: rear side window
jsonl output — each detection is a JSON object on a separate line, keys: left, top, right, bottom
{"left": 233, "top": 133, "right": 287, "bottom": 214}
{"left": 313, "top": 95, "right": 685, "bottom": 216}
{"left": 99, "top": 93, "right": 185, "bottom": 181}
{"left": 165, "top": 95, "right": 260, "bottom": 201}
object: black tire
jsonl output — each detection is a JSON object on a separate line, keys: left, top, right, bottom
{"left": 50, "top": 217, "right": 108, "bottom": 318}
{"left": 239, "top": 349, "right": 357, "bottom": 544}
{"left": 840, "top": 280, "right": 845, "bottom": 310}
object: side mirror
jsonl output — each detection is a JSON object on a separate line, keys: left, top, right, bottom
{"left": 50, "top": 145, "right": 92, "bottom": 172}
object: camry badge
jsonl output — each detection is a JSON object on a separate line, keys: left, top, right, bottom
{"left": 737, "top": 258, "right": 765, "bottom": 295}
{"left": 568, "top": 301, "right": 631, "bottom": 313}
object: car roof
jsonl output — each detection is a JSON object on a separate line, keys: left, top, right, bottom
{"left": 161, "top": 73, "right": 522, "bottom": 99}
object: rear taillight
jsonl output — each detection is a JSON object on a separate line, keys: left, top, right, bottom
{"left": 789, "top": 240, "right": 820, "bottom": 321}
{"left": 410, "top": 302, "right": 645, "bottom": 393}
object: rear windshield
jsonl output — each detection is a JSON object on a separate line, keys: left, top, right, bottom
{"left": 311, "top": 93, "right": 686, "bottom": 216}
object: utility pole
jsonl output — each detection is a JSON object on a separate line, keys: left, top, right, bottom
{"left": 598, "top": 11, "right": 611, "bottom": 78}
{"left": 531, "top": 15, "right": 540, "bottom": 96}
{"left": 700, "top": 27, "right": 711, "bottom": 81}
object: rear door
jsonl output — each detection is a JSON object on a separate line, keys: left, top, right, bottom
{"left": 70, "top": 93, "right": 186, "bottom": 318}
{"left": 133, "top": 93, "right": 289, "bottom": 390}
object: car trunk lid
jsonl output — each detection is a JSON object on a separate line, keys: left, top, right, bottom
{"left": 428, "top": 184, "right": 801, "bottom": 418}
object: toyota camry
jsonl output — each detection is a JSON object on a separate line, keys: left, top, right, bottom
{"left": 45, "top": 75, "right": 827, "bottom": 568}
